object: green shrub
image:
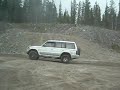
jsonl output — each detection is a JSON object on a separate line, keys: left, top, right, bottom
{"left": 111, "top": 44, "right": 120, "bottom": 53}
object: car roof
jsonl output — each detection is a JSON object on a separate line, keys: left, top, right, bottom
{"left": 47, "top": 40, "right": 75, "bottom": 43}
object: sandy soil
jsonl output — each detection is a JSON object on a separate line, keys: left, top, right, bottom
{"left": 0, "top": 37, "right": 120, "bottom": 90}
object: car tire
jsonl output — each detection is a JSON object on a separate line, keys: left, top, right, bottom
{"left": 61, "top": 54, "right": 71, "bottom": 64}
{"left": 29, "top": 50, "right": 39, "bottom": 60}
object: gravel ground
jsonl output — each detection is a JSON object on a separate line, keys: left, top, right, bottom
{"left": 0, "top": 54, "right": 120, "bottom": 90}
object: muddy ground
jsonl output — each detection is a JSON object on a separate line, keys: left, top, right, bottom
{"left": 0, "top": 54, "right": 120, "bottom": 90}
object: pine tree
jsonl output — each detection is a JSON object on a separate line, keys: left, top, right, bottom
{"left": 71, "top": 1, "right": 73, "bottom": 23}
{"left": 28, "top": 0, "right": 40, "bottom": 23}
{"left": 117, "top": 12, "right": 120, "bottom": 30}
{"left": 0, "top": 0, "right": 2, "bottom": 21}
{"left": 13, "top": 0, "right": 22, "bottom": 22}
{"left": 93, "top": 2, "right": 101, "bottom": 26}
{"left": 66, "top": 11, "right": 70, "bottom": 23}
{"left": 73, "top": 0, "right": 77, "bottom": 24}
{"left": 52, "top": 1, "right": 57, "bottom": 23}
{"left": 77, "top": 1, "right": 82, "bottom": 24}
{"left": 109, "top": 0, "right": 116, "bottom": 30}
{"left": 0, "top": 0, "right": 2, "bottom": 7}
{"left": 117, "top": 0, "right": 120, "bottom": 30}
{"left": 39, "top": 0, "right": 43, "bottom": 23}
{"left": 102, "top": 14, "right": 105, "bottom": 27}
{"left": 7, "top": 0, "right": 22, "bottom": 22}
{"left": 40, "top": 0, "right": 57, "bottom": 23}
{"left": 58, "top": 1, "right": 63, "bottom": 23}
{"left": 89, "top": 8, "right": 94, "bottom": 25}
{"left": 25, "top": 0, "right": 44, "bottom": 23}
{"left": 46, "top": 1, "right": 53, "bottom": 23}
{"left": 23, "top": 0, "right": 30, "bottom": 22}
{"left": 42, "top": 0, "right": 47, "bottom": 23}
{"left": 1, "top": 0, "right": 8, "bottom": 21}
{"left": 45, "top": 1, "right": 55, "bottom": 23}
{"left": 70, "top": 0, "right": 77, "bottom": 24}
{"left": 34, "top": 0, "right": 42, "bottom": 23}
{"left": 103, "top": 3, "right": 110, "bottom": 29}
{"left": 63, "top": 10, "right": 67, "bottom": 23}
{"left": 84, "top": 0, "right": 90, "bottom": 25}
{"left": 23, "top": 0, "right": 57, "bottom": 23}
{"left": 63, "top": 10, "right": 70, "bottom": 23}
{"left": 81, "top": 2, "right": 85, "bottom": 24}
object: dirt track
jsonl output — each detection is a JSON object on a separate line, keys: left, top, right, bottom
{"left": 0, "top": 54, "right": 120, "bottom": 90}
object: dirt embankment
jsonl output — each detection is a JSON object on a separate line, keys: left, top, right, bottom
{"left": 0, "top": 23, "right": 120, "bottom": 54}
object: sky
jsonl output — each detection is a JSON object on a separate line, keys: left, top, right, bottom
{"left": 54, "top": 0, "right": 119, "bottom": 14}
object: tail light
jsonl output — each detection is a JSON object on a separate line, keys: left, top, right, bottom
{"left": 76, "top": 48, "right": 80, "bottom": 55}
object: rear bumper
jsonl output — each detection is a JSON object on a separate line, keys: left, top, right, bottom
{"left": 72, "top": 55, "right": 80, "bottom": 59}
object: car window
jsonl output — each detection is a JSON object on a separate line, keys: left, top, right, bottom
{"left": 56, "top": 42, "right": 65, "bottom": 48}
{"left": 66, "top": 43, "right": 75, "bottom": 49}
{"left": 43, "top": 42, "right": 55, "bottom": 47}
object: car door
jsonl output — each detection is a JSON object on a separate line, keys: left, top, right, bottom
{"left": 39, "top": 42, "right": 55, "bottom": 57}
{"left": 51, "top": 42, "right": 66, "bottom": 57}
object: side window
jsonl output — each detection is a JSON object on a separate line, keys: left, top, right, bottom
{"left": 61, "top": 42, "right": 66, "bottom": 48}
{"left": 43, "top": 42, "right": 55, "bottom": 47}
{"left": 56, "top": 42, "right": 61, "bottom": 48}
{"left": 66, "top": 43, "right": 75, "bottom": 49}
{"left": 56, "top": 42, "right": 65, "bottom": 48}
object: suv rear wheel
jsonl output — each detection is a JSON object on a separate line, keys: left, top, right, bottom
{"left": 61, "top": 54, "right": 71, "bottom": 63}
{"left": 29, "top": 50, "right": 39, "bottom": 60}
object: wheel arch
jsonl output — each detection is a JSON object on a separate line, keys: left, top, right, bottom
{"left": 60, "top": 52, "right": 71, "bottom": 59}
{"left": 27, "top": 49, "right": 39, "bottom": 54}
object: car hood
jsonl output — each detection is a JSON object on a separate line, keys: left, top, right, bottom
{"left": 29, "top": 46, "right": 42, "bottom": 49}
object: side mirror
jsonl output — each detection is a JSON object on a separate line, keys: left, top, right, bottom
{"left": 42, "top": 44, "right": 46, "bottom": 47}
{"left": 42, "top": 43, "right": 47, "bottom": 47}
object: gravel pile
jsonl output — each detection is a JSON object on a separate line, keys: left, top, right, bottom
{"left": 64, "top": 25, "right": 120, "bottom": 49}
{"left": 0, "top": 29, "right": 74, "bottom": 54}
{"left": 0, "top": 24, "right": 120, "bottom": 54}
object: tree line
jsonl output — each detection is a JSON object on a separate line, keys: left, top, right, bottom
{"left": 0, "top": 0, "right": 57, "bottom": 23}
{"left": 0, "top": 0, "right": 120, "bottom": 30}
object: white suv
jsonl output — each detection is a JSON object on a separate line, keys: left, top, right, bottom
{"left": 27, "top": 40, "right": 80, "bottom": 63}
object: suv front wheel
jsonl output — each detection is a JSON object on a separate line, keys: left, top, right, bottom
{"left": 29, "top": 50, "right": 39, "bottom": 60}
{"left": 61, "top": 54, "right": 71, "bottom": 63}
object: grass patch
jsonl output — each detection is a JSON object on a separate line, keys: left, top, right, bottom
{"left": 111, "top": 44, "right": 120, "bottom": 53}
